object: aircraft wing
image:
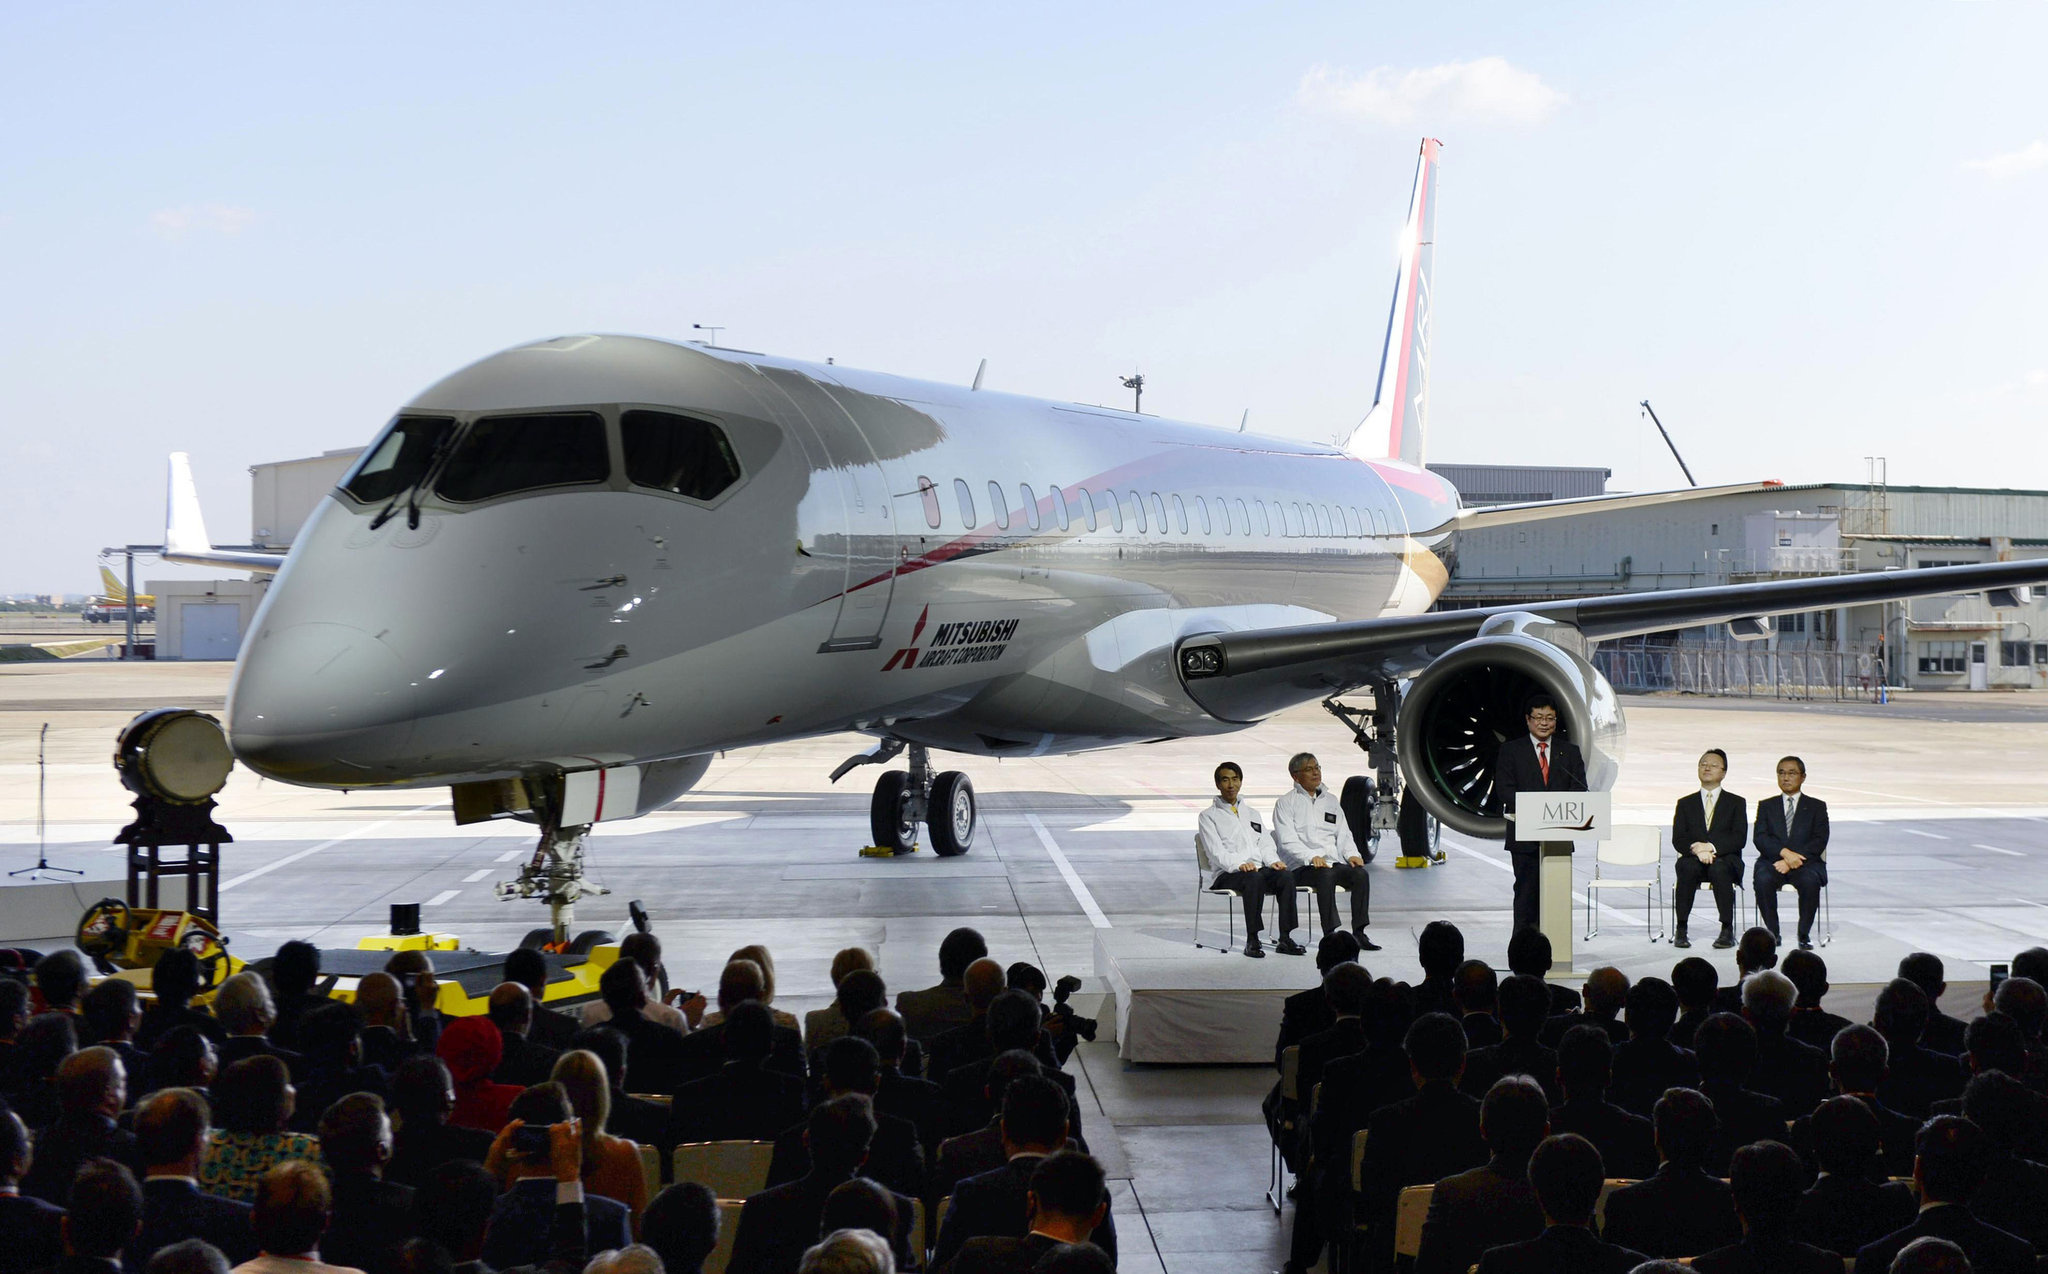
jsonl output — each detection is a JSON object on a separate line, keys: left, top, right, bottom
{"left": 163, "top": 453, "right": 288, "bottom": 574}
{"left": 1175, "top": 557, "right": 2048, "bottom": 722}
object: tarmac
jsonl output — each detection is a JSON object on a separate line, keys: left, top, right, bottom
{"left": 4, "top": 659, "right": 2046, "bottom": 1273}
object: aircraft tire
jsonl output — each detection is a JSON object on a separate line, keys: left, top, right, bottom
{"left": 1340, "top": 775, "right": 1376, "bottom": 862}
{"left": 929, "top": 771, "right": 975, "bottom": 857}
{"left": 519, "top": 927, "right": 556, "bottom": 950}
{"left": 568, "top": 929, "right": 615, "bottom": 955}
{"left": 871, "top": 771, "right": 918, "bottom": 854}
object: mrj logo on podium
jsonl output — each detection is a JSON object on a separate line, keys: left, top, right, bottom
{"left": 1513, "top": 792, "right": 1613, "bottom": 844}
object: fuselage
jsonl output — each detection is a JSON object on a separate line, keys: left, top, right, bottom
{"left": 227, "top": 334, "right": 1460, "bottom": 789}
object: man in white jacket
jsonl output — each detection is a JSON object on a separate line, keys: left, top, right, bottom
{"left": 1272, "top": 752, "right": 1379, "bottom": 951}
{"left": 1197, "top": 761, "right": 1304, "bottom": 958}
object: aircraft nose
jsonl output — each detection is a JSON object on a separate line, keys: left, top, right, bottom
{"left": 229, "top": 621, "right": 418, "bottom": 782}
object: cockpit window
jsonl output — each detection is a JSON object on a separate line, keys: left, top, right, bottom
{"left": 435, "top": 412, "right": 609, "bottom": 503}
{"left": 341, "top": 416, "right": 456, "bottom": 504}
{"left": 621, "top": 410, "right": 743, "bottom": 502}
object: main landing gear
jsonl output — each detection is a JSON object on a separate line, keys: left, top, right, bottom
{"left": 1326, "top": 677, "right": 1445, "bottom": 867}
{"left": 831, "top": 739, "right": 977, "bottom": 857}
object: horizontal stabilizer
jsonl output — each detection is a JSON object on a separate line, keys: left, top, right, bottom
{"left": 162, "top": 453, "right": 287, "bottom": 574}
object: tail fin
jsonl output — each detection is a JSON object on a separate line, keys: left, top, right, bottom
{"left": 161, "top": 453, "right": 288, "bottom": 573}
{"left": 99, "top": 565, "right": 128, "bottom": 601}
{"left": 1344, "top": 137, "right": 1440, "bottom": 465}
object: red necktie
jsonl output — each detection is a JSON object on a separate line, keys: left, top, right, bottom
{"left": 1538, "top": 741, "right": 1550, "bottom": 783}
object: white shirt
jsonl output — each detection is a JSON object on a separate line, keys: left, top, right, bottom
{"left": 1196, "top": 796, "right": 1272, "bottom": 874}
{"left": 1272, "top": 782, "right": 1357, "bottom": 869}
{"left": 581, "top": 998, "right": 689, "bottom": 1034}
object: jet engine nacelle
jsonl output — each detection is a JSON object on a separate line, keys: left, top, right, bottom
{"left": 1395, "top": 612, "right": 1624, "bottom": 839}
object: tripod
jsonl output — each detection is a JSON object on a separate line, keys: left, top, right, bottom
{"left": 11, "top": 723, "right": 81, "bottom": 881}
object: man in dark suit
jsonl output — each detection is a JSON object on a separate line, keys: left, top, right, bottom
{"left": 486, "top": 985, "right": 562, "bottom": 1088}
{"left": 502, "top": 948, "right": 581, "bottom": 1050}
{"left": 317, "top": 1092, "right": 417, "bottom": 1274}
{"left": 1344, "top": 1013, "right": 1487, "bottom": 1274}
{"left": 857, "top": 1009, "right": 950, "bottom": 1159}
{"left": 1475, "top": 1134, "right": 1646, "bottom": 1274}
{"left": 1787, "top": 1025, "right": 1919, "bottom": 1179}
{"left": 1787, "top": 1096, "right": 1917, "bottom": 1258}
{"left": 767, "top": 1037, "right": 922, "bottom": 1200}
{"left": 674, "top": 962, "right": 806, "bottom": 1088}
{"left": 79, "top": 983, "right": 148, "bottom": 1092}
{"left": 559, "top": 1029, "right": 664, "bottom": 1151}
{"left": 417, "top": 1156, "right": 595, "bottom": 1274}
{"left": 21, "top": 1048, "right": 141, "bottom": 1202}
{"left": 1606, "top": 977, "right": 1698, "bottom": 1118}
{"left": 289, "top": 1002, "right": 391, "bottom": 1137}
{"left": 935, "top": 1151, "right": 1108, "bottom": 1274}
{"left": 264, "top": 941, "right": 331, "bottom": 1053}
{"left": 1873, "top": 978, "right": 1966, "bottom": 1119}
{"left": 728, "top": 1095, "right": 917, "bottom": 1274}
{"left": 1690, "top": 1140, "right": 1843, "bottom": 1274}
{"left": 1309, "top": 978, "right": 1416, "bottom": 1178}
{"left": 0, "top": 1109, "right": 65, "bottom": 1274}
{"left": 931, "top": 1078, "right": 1113, "bottom": 1269}
{"left": 1692, "top": 1013, "right": 1788, "bottom": 1176}
{"left": 1855, "top": 1116, "right": 2040, "bottom": 1274}
{"left": 1600, "top": 1088, "right": 1742, "bottom": 1259}
{"left": 1961, "top": 1071, "right": 2048, "bottom": 1250}
{"left": 1274, "top": 932, "right": 1360, "bottom": 1068}
{"left": 1782, "top": 950, "right": 1853, "bottom": 1051}
{"left": 1295, "top": 963, "right": 1371, "bottom": 1102}
{"left": 932, "top": 1052, "right": 1084, "bottom": 1206}
{"left": 482, "top": 1090, "right": 632, "bottom": 1270}
{"left": 1548, "top": 1025, "right": 1656, "bottom": 1180}
{"left": 1453, "top": 960, "right": 1503, "bottom": 1049}
{"left": 1752, "top": 756, "right": 1828, "bottom": 950}
{"left": 896, "top": 928, "right": 987, "bottom": 1044}
{"left": 1493, "top": 696, "right": 1587, "bottom": 935}
{"left": 128, "top": 1088, "right": 254, "bottom": 1272}
{"left": 46, "top": 1159, "right": 141, "bottom": 1274}
{"left": 1741, "top": 970, "right": 1829, "bottom": 1118}
{"left": 668, "top": 1002, "right": 807, "bottom": 1145}
{"left": 1461, "top": 976, "right": 1558, "bottom": 1105}
{"left": 590, "top": 961, "right": 687, "bottom": 1097}
{"left": 926, "top": 960, "right": 1010, "bottom": 1085}
{"left": 1414, "top": 1076, "right": 1549, "bottom": 1274}
{"left": 1413, "top": 922, "right": 1464, "bottom": 1018}
{"left": 1507, "top": 930, "right": 1581, "bottom": 1018}
{"left": 1899, "top": 953, "right": 1969, "bottom": 1056}
{"left": 1672, "top": 748, "right": 1747, "bottom": 949}
{"left": 1671, "top": 956, "right": 1720, "bottom": 1051}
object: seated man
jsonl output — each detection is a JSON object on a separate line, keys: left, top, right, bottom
{"left": 1475, "top": 1134, "right": 1645, "bottom": 1274}
{"left": 1607, "top": 976, "right": 1698, "bottom": 1117}
{"left": 482, "top": 1086, "right": 631, "bottom": 1269}
{"left": 1690, "top": 1140, "right": 1842, "bottom": 1274}
{"left": 21, "top": 1046, "right": 140, "bottom": 1201}
{"left": 1787, "top": 1096, "right": 1916, "bottom": 1258}
{"left": 1872, "top": 979, "right": 1966, "bottom": 1119}
{"left": 1197, "top": 760, "right": 1302, "bottom": 957}
{"left": 1461, "top": 975, "right": 1558, "bottom": 1104}
{"left": 1671, "top": 747, "right": 1746, "bottom": 950}
{"left": 1600, "top": 1088, "right": 1741, "bottom": 1259}
{"left": 1751, "top": 756, "right": 1828, "bottom": 951}
{"left": 667, "top": 1001, "right": 806, "bottom": 1145}
{"left": 728, "top": 1095, "right": 917, "bottom": 1274}
{"left": 1547, "top": 1025, "right": 1655, "bottom": 1181}
{"left": 1271, "top": 752, "right": 1377, "bottom": 951}
{"left": 317, "top": 1092, "right": 416, "bottom": 1274}
{"left": 1959, "top": 1071, "right": 2048, "bottom": 1250}
{"left": 932, "top": 1077, "right": 1114, "bottom": 1269}
{"left": 896, "top": 927, "right": 987, "bottom": 1044}
{"left": 237, "top": 1160, "right": 352, "bottom": 1274}
{"left": 1782, "top": 950, "right": 1853, "bottom": 1051}
{"left": 62, "top": 1161, "right": 146, "bottom": 1274}
{"left": 0, "top": 1109, "right": 64, "bottom": 1274}
{"left": 937, "top": 1151, "right": 1109, "bottom": 1274}
{"left": 767, "top": 1036, "right": 922, "bottom": 1199}
{"left": 1342, "top": 1013, "right": 1486, "bottom": 1274}
{"left": 1899, "top": 953, "right": 1969, "bottom": 1056}
{"left": 132, "top": 1087, "right": 256, "bottom": 1271}
{"left": 1742, "top": 970, "right": 1829, "bottom": 1118}
{"left": 1413, "top": 1076, "right": 1549, "bottom": 1274}
{"left": 1692, "top": 1013, "right": 1787, "bottom": 1175}
{"left": 1787, "top": 1025, "right": 1918, "bottom": 1179}
{"left": 1507, "top": 929, "right": 1580, "bottom": 1018}
{"left": 418, "top": 1154, "right": 598, "bottom": 1274}
{"left": 1855, "top": 1116, "right": 2039, "bottom": 1274}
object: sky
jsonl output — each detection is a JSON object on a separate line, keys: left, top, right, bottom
{"left": 4, "top": 3, "right": 2045, "bottom": 594}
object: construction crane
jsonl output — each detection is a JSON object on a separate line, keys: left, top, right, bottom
{"left": 1640, "top": 399, "right": 1698, "bottom": 487}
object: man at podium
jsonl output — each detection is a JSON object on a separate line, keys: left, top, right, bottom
{"left": 1495, "top": 695, "right": 1588, "bottom": 934}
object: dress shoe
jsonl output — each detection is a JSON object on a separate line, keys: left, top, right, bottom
{"left": 1274, "top": 936, "right": 1308, "bottom": 956}
{"left": 1713, "top": 928, "right": 1735, "bottom": 949}
{"left": 1244, "top": 940, "right": 1266, "bottom": 958}
{"left": 1673, "top": 929, "right": 1692, "bottom": 949}
{"left": 1354, "top": 930, "right": 1382, "bottom": 952}
{"left": 1798, "top": 938, "right": 1814, "bottom": 951}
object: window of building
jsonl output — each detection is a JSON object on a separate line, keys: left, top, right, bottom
{"left": 916, "top": 477, "right": 942, "bottom": 528}
{"left": 1918, "top": 641, "right": 1967, "bottom": 674}
{"left": 1171, "top": 494, "right": 1188, "bottom": 534}
{"left": 342, "top": 415, "right": 456, "bottom": 504}
{"left": 1918, "top": 559, "right": 1975, "bottom": 569}
{"left": 1019, "top": 483, "right": 1041, "bottom": 532}
{"left": 1781, "top": 612, "right": 1807, "bottom": 634}
{"left": 620, "top": 410, "right": 742, "bottom": 502}
{"left": 2001, "top": 641, "right": 2033, "bottom": 667}
{"left": 987, "top": 481, "right": 1010, "bottom": 531}
{"left": 437, "top": 411, "right": 610, "bottom": 503}
{"left": 1127, "top": 490, "right": 1148, "bottom": 534}
{"left": 2036, "top": 642, "right": 2048, "bottom": 666}
{"left": 1095, "top": 487, "right": 1122, "bottom": 532}
{"left": 1149, "top": 492, "right": 1168, "bottom": 535}
{"left": 1194, "top": 495, "right": 1212, "bottom": 535}
{"left": 954, "top": 478, "right": 976, "bottom": 528}
{"left": 1235, "top": 498, "right": 1251, "bottom": 535}
{"left": 1068, "top": 486, "right": 1096, "bottom": 532}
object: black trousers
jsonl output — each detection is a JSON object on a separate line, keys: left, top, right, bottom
{"left": 1754, "top": 857, "right": 1827, "bottom": 941}
{"left": 1294, "top": 863, "right": 1369, "bottom": 933}
{"left": 1209, "top": 867, "right": 1297, "bottom": 938}
{"left": 1510, "top": 847, "right": 1540, "bottom": 933}
{"left": 1674, "top": 854, "right": 1742, "bottom": 929}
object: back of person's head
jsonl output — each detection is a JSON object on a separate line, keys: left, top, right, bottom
{"left": 1496, "top": 975, "right": 1549, "bottom": 1040}
{"left": 819, "top": 1179, "right": 897, "bottom": 1247}
{"left": 853, "top": 1009, "right": 908, "bottom": 1065}
{"left": 1914, "top": 1115, "right": 1990, "bottom": 1203}
{"left": 33, "top": 948, "right": 86, "bottom": 1009}
{"left": 68, "top": 1159, "right": 145, "bottom": 1259}
{"left": 151, "top": 1025, "right": 218, "bottom": 1091}
{"left": 251, "top": 1159, "right": 331, "bottom": 1256}
{"left": 502, "top": 945, "right": 550, "bottom": 998}
{"left": 1582, "top": 966, "right": 1629, "bottom": 1019}
{"left": 1741, "top": 970, "right": 1796, "bottom": 1032}
{"left": 298, "top": 1000, "right": 363, "bottom": 1063}
{"left": 641, "top": 1182, "right": 720, "bottom": 1274}
{"left": 136, "top": 1087, "right": 211, "bottom": 1169}
{"left": 717, "top": 959, "right": 767, "bottom": 1013}
{"left": 962, "top": 959, "right": 1008, "bottom": 1014}
{"left": 584, "top": 1245, "right": 666, "bottom": 1274}
{"left": 1728, "top": 1140, "right": 1806, "bottom": 1234}
{"left": 1875, "top": 978, "right": 1932, "bottom": 1045}
{"left": 1992, "top": 976, "right": 2045, "bottom": 1041}
{"left": 59, "top": 1044, "right": 125, "bottom": 1114}
{"left": 505, "top": 1082, "right": 573, "bottom": 1166}
{"left": 1693, "top": 1012, "right": 1758, "bottom": 1084}
{"left": 1032, "top": 1244, "right": 1114, "bottom": 1274}
{"left": 797, "top": 1229, "right": 893, "bottom": 1274}
{"left": 986, "top": 989, "right": 1042, "bottom": 1051}
{"left": 390, "top": 1055, "right": 456, "bottom": 1128}
{"left": 1831, "top": 1024, "right": 1890, "bottom": 1093}
{"left": 215, "top": 1054, "right": 294, "bottom": 1135}
{"left": 435, "top": 1015, "right": 503, "bottom": 1083}
{"left": 824, "top": 1035, "right": 883, "bottom": 1097}
{"left": 1507, "top": 928, "right": 1554, "bottom": 979}
{"left": 1671, "top": 956, "right": 1719, "bottom": 1010}
{"left": 1404, "top": 1012, "right": 1467, "bottom": 1083}
{"left": 571, "top": 1027, "right": 629, "bottom": 1085}
{"left": 1452, "top": 960, "right": 1497, "bottom": 1015}
{"left": 600, "top": 959, "right": 649, "bottom": 1015}
{"left": 1898, "top": 952, "right": 1945, "bottom": 1001}
{"left": 1653, "top": 1088, "right": 1717, "bottom": 1168}
{"left": 417, "top": 1160, "right": 499, "bottom": 1260}
{"left": 1480, "top": 1075, "right": 1550, "bottom": 1158}
{"left": 1808, "top": 1095, "right": 1882, "bottom": 1177}
{"left": 723, "top": 999, "right": 775, "bottom": 1062}
{"left": 1002, "top": 1074, "right": 1070, "bottom": 1152}
{"left": 985, "top": 1050, "right": 1046, "bottom": 1104}
{"left": 1526, "top": 1133, "right": 1604, "bottom": 1225}
{"left": 1556, "top": 1024, "right": 1613, "bottom": 1097}
{"left": 383, "top": 949, "right": 434, "bottom": 978}
{"left": 1963, "top": 1011, "right": 2027, "bottom": 1075}
{"left": 82, "top": 978, "right": 140, "bottom": 1043}
{"left": 1624, "top": 977, "right": 1680, "bottom": 1040}
{"left": 830, "top": 947, "right": 875, "bottom": 988}
{"left": 1, "top": 1108, "right": 31, "bottom": 1180}
{"left": 1736, "top": 927, "right": 1778, "bottom": 975}
{"left": 2014, "top": 947, "right": 2048, "bottom": 986}
{"left": 808, "top": 1094, "right": 878, "bottom": 1174}
{"left": 151, "top": 948, "right": 204, "bottom": 1009}
{"left": 619, "top": 931, "right": 663, "bottom": 979}
{"left": 836, "top": 970, "right": 887, "bottom": 1018}
{"left": 1961, "top": 1070, "right": 2034, "bottom": 1155}
{"left": 552, "top": 1049, "right": 613, "bottom": 1155}
{"left": 1361, "top": 978, "right": 1413, "bottom": 1048}
{"left": 213, "top": 972, "right": 275, "bottom": 1036}
{"left": 0, "top": 978, "right": 30, "bottom": 1035}
{"left": 1324, "top": 961, "right": 1373, "bottom": 1018}
{"left": 1007, "top": 963, "right": 1049, "bottom": 999}
{"left": 20, "top": 1010, "right": 78, "bottom": 1081}
{"left": 1781, "top": 949, "right": 1830, "bottom": 1007}
{"left": 145, "top": 1239, "right": 231, "bottom": 1274}
{"left": 1029, "top": 1150, "right": 1108, "bottom": 1226}
{"left": 938, "top": 927, "right": 988, "bottom": 981}
{"left": 730, "top": 944, "right": 777, "bottom": 1002}
{"left": 354, "top": 972, "right": 403, "bottom": 1030}
{"left": 318, "top": 1092, "right": 390, "bottom": 1174}
{"left": 1316, "top": 930, "right": 1362, "bottom": 974}
{"left": 272, "top": 940, "right": 321, "bottom": 997}
{"left": 486, "top": 982, "right": 533, "bottom": 1033}
{"left": 1890, "top": 1236, "right": 1974, "bottom": 1274}
{"left": 1417, "top": 921, "right": 1464, "bottom": 977}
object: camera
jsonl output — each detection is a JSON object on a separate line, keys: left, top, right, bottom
{"left": 1048, "top": 974, "right": 1098, "bottom": 1056}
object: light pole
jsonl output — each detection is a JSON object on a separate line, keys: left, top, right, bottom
{"left": 1120, "top": 372, "right": 1144, "bottom": 414}
{"left": 692, "top": 323, "right": 725, "bottom": 348}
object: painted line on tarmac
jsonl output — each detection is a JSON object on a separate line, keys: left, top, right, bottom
{"left": 1904, "top": 829, "right": 1950, "bottom": 840}
{"left": 424, "top": 890, "right": 461, "bottom": 906}
{"left": 1025, "top": 813, "right": 1110, "bottom": 929}
{"left": 463, "top": 868, "right": 495, "bottom": 882}
{"left": 1973, "top": 843, "right": 2026, "bottom": 857}
{"left": 218, "top": 803, "right": 440, "bottom": 892}
{"left": 496, "top": 849, "right": 524, "bottom": 863}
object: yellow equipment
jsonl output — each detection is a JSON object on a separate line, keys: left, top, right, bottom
{"left": 75, "top": 898, "right": 242, "bottom": 995}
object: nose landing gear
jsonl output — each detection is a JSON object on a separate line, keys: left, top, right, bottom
{"left": 496, "top": 818, "right": 611, "bottom": 945}
{"left": 834, "top": 740, "right": 976, "bottom": 857}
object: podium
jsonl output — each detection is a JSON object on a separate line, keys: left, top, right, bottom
{"left": 1513, "top": 792, "right": 1612, "bottom": 975}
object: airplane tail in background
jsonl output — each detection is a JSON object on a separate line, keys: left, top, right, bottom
{"left": 1343, "top": 137, "right": 1440, "bottom": 467}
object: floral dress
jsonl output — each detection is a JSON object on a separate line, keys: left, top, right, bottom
{"left": 200, "top": 1129, "right": 324, "bottom": 1201}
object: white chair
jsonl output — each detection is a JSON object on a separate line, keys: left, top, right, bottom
{"left": 704, "top": 1199, "right": 743, "bottom": 1274}
{"left": 1584, "top": 824, "right": 1665, "bottom": 941}
{"left": 671, "top": 1140, "right": 774, "bottom": 1201}
{"left": 637, "top": 1142, "right": 665, "bottom": 1195}
{"left": 1393, "top": 1183, "right": 1433, "bottom": 1259}
{"left": 1194, "top": 834, "right": 1240, "bottom": 953}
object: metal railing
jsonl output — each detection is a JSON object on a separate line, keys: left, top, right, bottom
{"left": 1594, "top": 644, "right": 1879, "bottom": 701}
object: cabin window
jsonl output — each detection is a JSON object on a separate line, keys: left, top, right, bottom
{"left": 1214, "top": 496, "right": 1231, "bottom": 535}
{"left": 1019, "top": 483, "right": 1041, "bottom": 532}
{"left": 1371, "top": 506, "right": 1389, "bottom": 537}
{"left": 987, "top": 481, "right": 1010, "bottom": 531}
{"left": 1315, "top": 504, "right": 1332, "bottom": 537}
{"left": 620, "top": 410, "right": 742, "bottom": 502}
{"left": 1094, "top": 487, "right": 1122, "bottom": 532}
{"left": 1068, "top": 486, "right": 1097, "bottom": 532}
{"left": 1195, "top": 495, "right": 1213, "bottom": 535}
{"left": 955, "top": 478, "right": 977, "bottom": 528}
{"left": 916, "top": 477, "right": 943, "bottom": 528}
{"left": 1170, "top": 494, "right": 1188, "bottom": 534}
{"left": 1287, "top": 503, "right": 1304, "bottom": 537}
{"left": 1235, "top": 498, "right": 1251, "bottom": 536}
{"left": 1256, "top": 500, "right": 1271, "bottom": 536}
{"left": 1052, "top": 485, "right": 1071, "bottom": 531}
{"left": 1148, "top": 492, "right": 1168, "bottom": 536}
{"left": 437, "top": 411, "right": 609, "bottom": 503}
{"left": 342, "top": 415, "right": 456, "bottom": 504}
{"left": 1127, "top": 489, "right": 1147, "bottom": 534}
